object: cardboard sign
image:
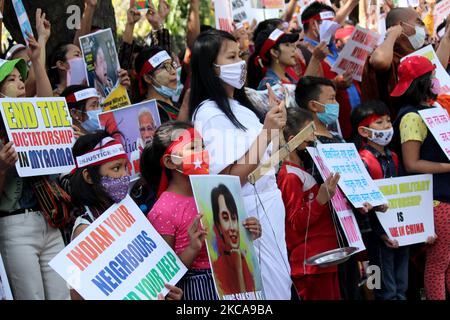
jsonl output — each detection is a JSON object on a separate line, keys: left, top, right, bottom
{"left": 190, "top": 175, "right": 265, "bottom": 300}
{"left": 215, "top": 0, "right": 234, "bottom": 32}
{"left": 0, "top": 98, "right": 75, "bottom": 177}
{"left": 11, "top": 0, "right": 34, "bottom": 45}
{"left": 49, "top": 195, "right": 187, "bottom": 300}
{"left": 251, "top": 0, "right": 285, "bottom": 9}
{"left": 375, "top": 175, "right": 435, "bottom": 246}
{"left": 332, "top": 26, "right": 381, "bottom": 81}
{"left": 79, "top": 29, "right": 131, "bottom": 109}
{"left": 307, "top": 147, "right": 366, "bottom": 253}
{"left": 0, "top": 254, "right": 13, "bottom": 300}
{"left": 402, "top": 45, "right": 450, "bottom": 95}
{"left": 98, "top": 100, "right": 162, "bottom": 180}
{"left": 317, "top": 143, "right": 387, "bottom": 208}
{"left": 435, "top": 0, "right": 450, "bottom": 34}
{"left": 418, "top": 107, "right": 450, "bottom": 161}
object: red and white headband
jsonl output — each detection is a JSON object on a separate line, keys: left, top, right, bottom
{"left": 75, "top": 137, "right": 127, "bottom": 169}
{"left": 258, "top": 29, "right": 284, "bottom": 64}
{"left": 138, "top": 50, "right": 172, "bottom": 95}
{"left": 302, "top": 11, "right": 335, "bottom": 24}
{"left": 66, "top": 88, "right": 100, "bottom": 103}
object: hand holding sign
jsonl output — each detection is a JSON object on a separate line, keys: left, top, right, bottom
{"left": 0, "top": 142, "right": 18, "bottom": 174}
{"left": 188, "top": 214, "right": 208, "bottom": 253}
{"left": 243, "top": 217, "right": 262, "bottom": 240}
{"left": 317, "top": 172, "right": 341, "bottom": 205}
{"left": 264, "top": 83, "right": 287, "bottom": 138}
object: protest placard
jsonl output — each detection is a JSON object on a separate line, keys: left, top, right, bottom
{"left": 0, "top": 97, "right": 75, "bottom": 177}
{"left": 398, "top": 0, "right": 420, "bottom": 7}
{"left": 435, "top": 0, "right": 450, "bottom": 34}
{"left": 79, "top": 29, "right": 131, "bottom": 110}
{"left": 402, "top": 45, "right": 450, "bottom": 95}
{"left": 316, "top": 143, "right": 387, "bottom": 208}
{"left": 49, "top": 195, "right": 187, "bottom": 300}
{"left": 190, "top": 175, "right": 265, "bottom": 300}
{"left": 418, "top": 107, "right": 450, "bottom": 161}
{"left": 0, "top": 254, "right": 13, "bottom": 300}
{"left": 215, "top": 0, "right": 234, "bottom": 32}
{"left": 251, "top": 0, "right": 285, "bottom": 9}
{"left": 231, "top": 0, "right": 249, "bottom": 23}
{"left": 11, "top": 0, "right": 34, "bottom": 45}
{"left": 307, "top": 147, "right": 366, "bottom": 253}
{"left": 98, "top": 100, "right": 161, "bottom": 180}
{"left": 375, "top": 175, "right": 435, "bottom": 246}
{"left": 332, "top": 26, "right": 381, "bottom": 81}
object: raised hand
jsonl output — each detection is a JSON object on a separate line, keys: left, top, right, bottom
{"left": 127, "top": 4, "right": 141, "bottom": 26}
{"left": 158, "top": 0, "right": 170, "bottom": 22}
{"left": 312, "top": 41, "right": 330, "bottom": 61}
{"left": 26, "top": 33, "right": 41, "bottom": 62}
{"left": 118, "top": 69, "right": 131, "bottom": 88}
{"left": 85, "top": 0, "right": 98, "bottom": 8}
{"left": 36, "top": 8, "right": 51, "bottom": 42}
{"left": 146, "top": 1, "right": 161, "bottom": 30}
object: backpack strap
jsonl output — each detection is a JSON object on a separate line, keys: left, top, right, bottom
{"left": 359, "top": 148, "right": 383, "bottom": 180}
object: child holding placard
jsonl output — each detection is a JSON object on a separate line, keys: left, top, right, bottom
{"left": 351, "top": 100, "right": 409, "bottom": 300}
{"left": 69, "top": 130, "right": 183, "bottom": 300}
{"left": 140, "top": 121, "right": 262, "bottom": 300}
{"left": 277, "top": 107, "right": 342, "bottom": 300}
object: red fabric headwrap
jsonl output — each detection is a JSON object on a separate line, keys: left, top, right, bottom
{"left": 358, "top": 114, "right": 384, "bottom": 128}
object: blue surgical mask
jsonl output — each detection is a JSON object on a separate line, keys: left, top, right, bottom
{"left": 315, "top": 101, "right": 340, "bottom": 125}
{"left": 81, "top": 109, "right": 102, "bottom": 132}
{"left": 152, "top": 78, "right": 177, "bottom": 98}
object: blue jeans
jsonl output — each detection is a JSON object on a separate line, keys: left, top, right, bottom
{"left": 368, "top": 234, "right": 409, "bottom": 300}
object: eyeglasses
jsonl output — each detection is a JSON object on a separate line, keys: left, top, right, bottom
{"left": 155, "top": 60, "right": 179, "bottom": 73}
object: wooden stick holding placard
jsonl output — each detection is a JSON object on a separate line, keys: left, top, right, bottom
{"left": 248, "top": 122, "right": 315, "bottom": 184}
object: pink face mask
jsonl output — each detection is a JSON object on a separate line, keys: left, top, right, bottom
{"left": 431, "top": 77, "right": 441, "bottom": 95}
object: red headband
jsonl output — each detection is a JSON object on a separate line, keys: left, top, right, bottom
{"left": 301, "top": 11, "right": 335, "bottom": 24}
{"left": 65, "top": 88, "right": 99, "bottom": 104}
{"left": 157, "top": 128, "right": 201, "bottom": 197}
{"left": 257, "top": 29, "right": 284, "bottom": 66}
{"left": 137, "top": 50, "right": 172, "bottom": 95}
{"left": 358, "top": 114, "right": 384, "bottom": 128}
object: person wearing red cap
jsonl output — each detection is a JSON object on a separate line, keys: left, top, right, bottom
{"left": 361, "top": 7, "right": 450, "bottom": 121}
{"left": 392, "top": 55, "right": 449, "bottom": 300}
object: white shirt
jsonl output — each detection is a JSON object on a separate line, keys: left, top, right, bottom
{"left": 193, "top": 99, "right": 292, "bottom": 300}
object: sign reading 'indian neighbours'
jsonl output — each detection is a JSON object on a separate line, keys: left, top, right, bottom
{"left": 49, "top": 196, "right": 187, "bottom": 300}
{"left": 307, "top": 147, "right": 366, "bottom": 253}
{"left": 0, "top": 97, "right": 76, "bottom": 177}
{"left": 375, "top": 175, "right": 435, "bottom": 246}
{"left": 418, "top": 107, "right": 450, "bottom": 161}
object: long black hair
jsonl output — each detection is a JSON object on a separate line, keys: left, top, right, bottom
{"left": 396, "top": 72, "right": 437, "bottom": 107}
{"left": 48, "top": 42, "right": 71, "bottom": 88}
{"left": 247, "top": 27, "right": 282, "bottom": 89}
{"left": 211, "top": 183, "right": 238, "bottom": 236}
{"left": 140, "top": 121, "right": 193, "bottom": 194}
{"left": 189, "top": 29, "right": 262, "bottom": 131}
{"left": 350, "top": 100, "right": 390, "bottom": 150}
{"left": 70, "top": 130, "right": 116, "bottom": 211}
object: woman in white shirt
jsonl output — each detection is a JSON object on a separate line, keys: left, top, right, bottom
{"left": 189, "top": 29, "right": 292, "bottom": 300}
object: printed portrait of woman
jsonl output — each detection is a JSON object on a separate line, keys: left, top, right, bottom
{"left": 211, "top": 184, "right": 256, "bottom": 295}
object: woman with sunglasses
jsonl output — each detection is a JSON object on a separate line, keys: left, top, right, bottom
{"left": 134, "top": 46, "right": 185, "bottom": 123}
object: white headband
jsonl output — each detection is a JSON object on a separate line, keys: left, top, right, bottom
{"left": 148, "top": 50, "right": 171, "bottom": 69}
{"left": 75, "top": 137, "right": 126, "bottom": 169}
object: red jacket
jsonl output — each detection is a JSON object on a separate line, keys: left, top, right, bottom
{"left": 277, "top": 161, "right": 338, "bottom": 276}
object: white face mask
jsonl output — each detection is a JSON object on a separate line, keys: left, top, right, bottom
{"left": 365, "top": 127, "right": 394, "bottom": 146}
{"left": 214, "top": 60, "right": 247, "bottom": 89}
{"left": 404, "top": 23, "right": 426, "bottom": 50}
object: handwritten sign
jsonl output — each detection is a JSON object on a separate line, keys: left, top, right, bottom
{"left": 0, "top": 98, "right": 75, "bottom": 177}
{"left": 375, "top": 175, "right": 435, "bottom": 246}
{"left": 49, "top": 195, "right": 187, "bottom": 300}
{"left": 418, "top": 107, "right": 450, "bottom": 161}
{"left": 215, "top": 0, "right": 233, "bottom": 32}
{"left": 332, "top": 26, "right": 381, "bottom": 81}
{"left": 316, "top": 143, "right": 387, "bottom": 208}
{"left": 307, "top": 147, "right": 366, "bottom": 253}
{"left": 11, "top": 0, "right": 34, "bottom": 45}
{"left": 402, "top": 45, "right": 450, "bottom": 95}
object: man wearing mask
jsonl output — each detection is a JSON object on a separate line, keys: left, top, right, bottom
{"left": 361, "top": 7, "right": 450, "bottom": 120}
{"left": 299, "top": 0, "right": 361, "bottom": 140}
